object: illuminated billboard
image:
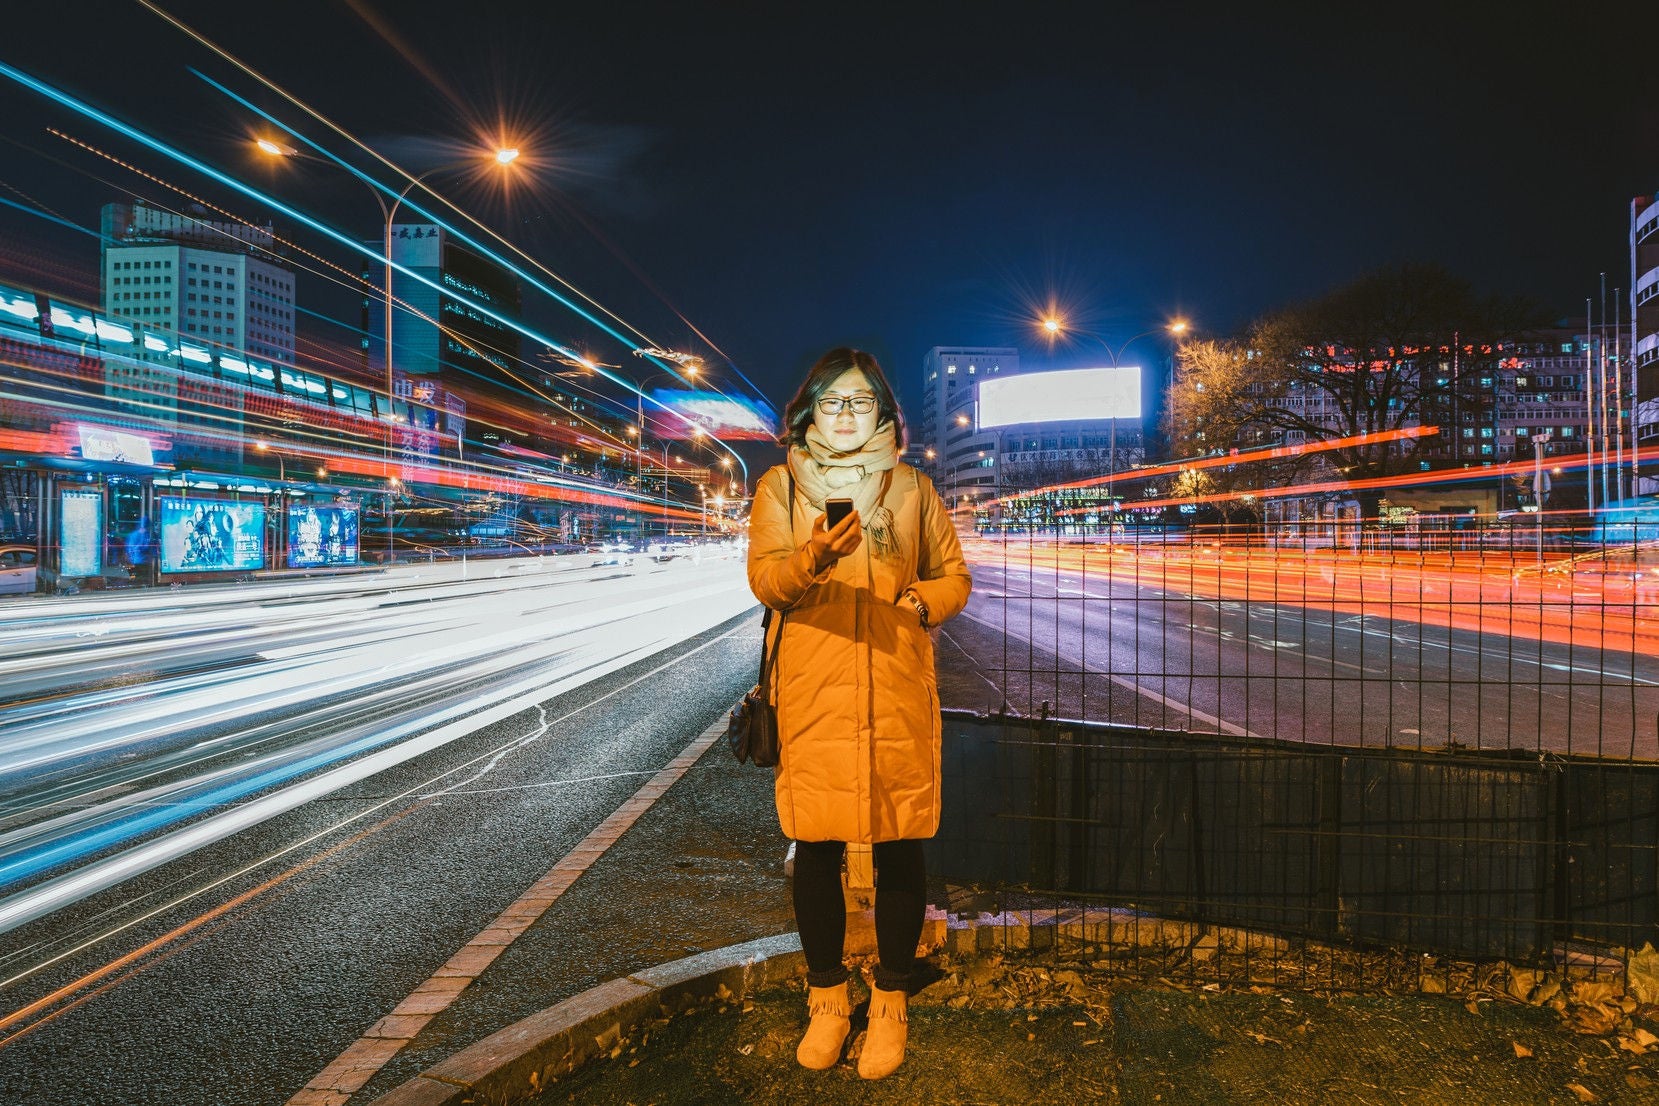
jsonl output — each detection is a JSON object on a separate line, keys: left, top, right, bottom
{"left": 646, "top": 388, "right": 776, "bottom": 441}
{"left": 286, "top": 504, "right": 360, "bottom": 568}
{"left": 59, "top": 489, "right": 103, "bottom": 577}
{"left": 159, "top": 497, "right": 266, "bottom": 574}
{"left": 976, "top": 367, "right": 1142, "bottom": 430}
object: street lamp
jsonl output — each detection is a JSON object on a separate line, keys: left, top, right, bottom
{"left": 629, "top": 348, "right": 751, "bottom": 496}
{"left": 1532, "top": 430, "right": 1553, "bottom": 567}
{"left": 1039, "top": 315, "right": 1189, "bottom": 530}
{"left": 661, "top": 444, "right": 678, "bottom": 537}
{"left": 255, "top": 440, "right": 287, "bottom": 567}
{"left": 256, "top": 137, "right": 522, "bottom": 556}
{"left": 254, "top": 439, "right": 286, "bottom": 485}
{"left": 627, "top": 362, "right": 698, "bottom": 541}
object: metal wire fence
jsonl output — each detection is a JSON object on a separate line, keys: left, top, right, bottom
{"left": 925, "top": 520, "right": 1659, "bottom": 989}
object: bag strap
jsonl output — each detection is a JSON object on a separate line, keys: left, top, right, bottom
{"left": 756, "top": 469, "right": 795, "bottom": 693}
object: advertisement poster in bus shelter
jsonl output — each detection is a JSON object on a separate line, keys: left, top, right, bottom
{"left": 286, "top": 503, "right": 359, "bottom": 568}
{"left": 159, "top": 497, "right": 265, "bottom": 574}
{"left": 59, "top": 489, "right": 103, "bottom": 578}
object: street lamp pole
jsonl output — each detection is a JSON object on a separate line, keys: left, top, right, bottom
{"left": 662, "top": 441, "right": 672, "bottom": 537}
{"left": 256, "top": 139, "right": 520, "bottom": 562}
{"left": 1041, "top": 317, "right": 1188, "bottom": 532}
{"left": 255, "top": 440, "right": 286, "bottom": 568}
{"left": 1533, "top": 431, "right": 1552, "bottom": 567}
{"left": 627, "top": 364, "right": 700, "bottom": 541}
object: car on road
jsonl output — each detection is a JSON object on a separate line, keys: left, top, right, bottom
{"left": 591, "top": 542, "right": 636, "bottom": 567}
{"left": 0, "top": 543, "right": 39, "bottom": 596}
{"left": 645, "top": 540, "right": 695, "bottom": 563}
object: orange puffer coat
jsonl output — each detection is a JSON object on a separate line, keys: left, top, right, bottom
{"left": 746, "top": 462, "right": 972, "bottom": 843}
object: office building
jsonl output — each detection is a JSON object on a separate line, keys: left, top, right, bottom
{"left": 362, "top": 223, "right": 521, "bottom": 404}
{"left": 1632, "top": 193, "right": 1658, "bottom": 494}
{"left": 919, "top": 346, "right": 1016, "bottom": 507}
{"left": 100, "top": 201, "right": 295, "bottom": 367}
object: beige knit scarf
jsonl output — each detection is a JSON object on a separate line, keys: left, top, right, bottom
{"left": 788, "top": 421, "right": 900, "bottom": 559}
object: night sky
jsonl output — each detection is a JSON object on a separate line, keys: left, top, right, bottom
{"left": 0, "top": 1, "right": 1653, "bottom": 427}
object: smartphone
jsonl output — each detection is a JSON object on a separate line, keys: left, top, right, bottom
{"left": 825, "top": 498, "right": 854, "bottom": 529}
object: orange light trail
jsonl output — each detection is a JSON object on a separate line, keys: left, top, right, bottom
{"left": 992, "top": 426, "right": 1439, "bottom": 508}
{"left": 0, "top": 813, "right": 407, "bottom": 1047}
{"left": 1057, "top": 445, "right": 1659, "bottom": 517}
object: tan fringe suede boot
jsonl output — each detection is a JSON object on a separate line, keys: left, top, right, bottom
{"left": 857, "top": 985, "right": 908, "bottom": 1079}
{"left": 796, "top": 981, "right": 851, "bottom": 1069}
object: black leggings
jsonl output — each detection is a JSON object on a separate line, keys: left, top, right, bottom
{"left": 793, "top": 838, "right": 926, "bottom": 993}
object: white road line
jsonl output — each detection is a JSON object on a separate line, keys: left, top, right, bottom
{"left": 956, "top": 609, "right": 1261, "bottom": 739}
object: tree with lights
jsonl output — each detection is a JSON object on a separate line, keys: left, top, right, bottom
{"left": 1165, "top": 263, "right": 1543, "bottom": 517}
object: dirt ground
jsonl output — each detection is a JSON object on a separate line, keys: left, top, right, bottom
{"left": 522, "top": 952, "right": 1659, "bottom": 1105}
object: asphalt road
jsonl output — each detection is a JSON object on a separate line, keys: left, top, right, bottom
{"left": 956, "top": 542, "right": 1659, "bottom": 758}
{"left": 2, "top": 537, "right": 1652, "bottom": 1104}
{"left": 0, "top": 554, "right": 765, "bottom": 1105}
{"left": 0, "top": 551, "right": 754, "bottom": 925}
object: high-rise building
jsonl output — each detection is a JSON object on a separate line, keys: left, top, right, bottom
{"left": 100, "top": 202, "right": 295, "bottom": 367}
{"left": 1631, "top": 193, "right": 1658, "bottom": 494}
{"left": 362, "top": 223, "right": 521, "bottom": 404}
{"left": 919, "top": 346, "right": 1016, "bottom": 505}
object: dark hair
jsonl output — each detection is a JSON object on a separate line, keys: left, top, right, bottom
{"left": 778, "top": 347, "right": 906, "bottom": 451}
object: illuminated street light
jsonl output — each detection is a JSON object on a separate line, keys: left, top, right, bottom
{"left": 253, "top": 440, "right": 285, "bottom": 484}
{"left": 1036, "top": 314, "right": 1192, "bottom": 517}
{"left": 255, "top": 137, "right": 298, "bottom": 158}
{"left": 257, "top": 137, "right": 522, "bottom": 557}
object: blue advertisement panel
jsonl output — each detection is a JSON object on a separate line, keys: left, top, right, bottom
{"left": 59, "top": 489, "right": 103, "bottom": 577}
{"left": 646, "top": 388, "right": 775, "bottom": 441}
{"left": 159, "top": 497, "right": 265, "bottom": 574}
{"left": 286, "top": 504, "right": 359, "bottom": 568}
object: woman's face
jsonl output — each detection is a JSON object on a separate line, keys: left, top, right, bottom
{"left": 812, "top": 368, "right": 880, "bottom": 452}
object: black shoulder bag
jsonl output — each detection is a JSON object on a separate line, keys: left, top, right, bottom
{"left": 726, "top": 472, "right": 794, "bottom": 767}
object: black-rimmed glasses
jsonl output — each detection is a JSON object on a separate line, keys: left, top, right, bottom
{"left": 817, "top": 395, "right": 877, "bottom": 415}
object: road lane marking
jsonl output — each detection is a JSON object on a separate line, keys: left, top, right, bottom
{"left": 956, "top": 609, "right": 1262, "bottom": 739}
{"left": 285, "top": 711, "right": 737, "bottom": 1104}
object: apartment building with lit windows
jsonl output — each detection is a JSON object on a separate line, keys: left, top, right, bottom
{"left": 1632, "top": 192, "right": 1659, "bottom": 493}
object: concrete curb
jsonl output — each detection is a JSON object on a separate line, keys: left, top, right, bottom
{"left": 364, "top": 932, "right": 806, "bottom": 1106}
{"left": 358, "top": 906, "right": 1293, "bottom": 1105}
{"left": 358, "top": 909, "right": 1164, "bottom": 1105}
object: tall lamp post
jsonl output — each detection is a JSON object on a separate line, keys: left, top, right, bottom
{"left": 661, "top": 441, "right": 674, "bottom": 537}
{"left": 1533, "top": 430, "right": 1553, "bottom": 567}
{"left": 255, "top": 440, "right": 287, "bottom": 568}
{"left": 256, "top": 138, "right": 522, "bottom": 560}
{"left": 628, "top": 363, "right": 700, "bottom": 541}
{"left": 1039, "top": 316, "right": 1188, "bottom": 529}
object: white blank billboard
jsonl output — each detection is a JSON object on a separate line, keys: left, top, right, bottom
{"left": 977, "top": 366, "right": 1141, "bottom": 429}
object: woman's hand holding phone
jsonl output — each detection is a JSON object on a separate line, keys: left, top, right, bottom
{"left": 809, "top": 506, "right": 862, "bottom": 571}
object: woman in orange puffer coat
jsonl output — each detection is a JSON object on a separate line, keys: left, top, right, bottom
{"left": 746, "top": 347, "right": 971, "bottom": 1079}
